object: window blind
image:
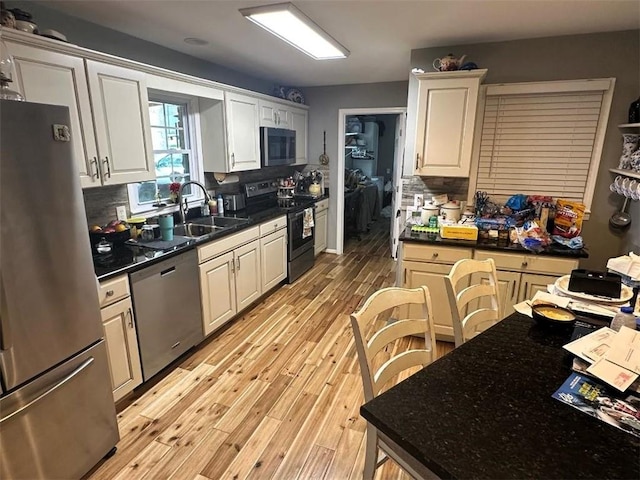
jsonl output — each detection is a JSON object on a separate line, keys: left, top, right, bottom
{"left": 476, "top": 91, "right": 604, "bottom": 203}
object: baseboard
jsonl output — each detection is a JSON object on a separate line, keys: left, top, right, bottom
{"left": 325, "top": 249, "right": 339, "bottom": 255}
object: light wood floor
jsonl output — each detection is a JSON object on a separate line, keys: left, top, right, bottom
{"left": 87, "top": 220, "right": 454, "bottom": 480}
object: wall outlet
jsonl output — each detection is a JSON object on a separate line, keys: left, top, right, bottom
{"left": 116, "top": 206, "right": 127, "bottom": 221}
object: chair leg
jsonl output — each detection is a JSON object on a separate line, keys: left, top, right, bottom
{"left": 363, "top": 423, "right": 378, "bottom": 480}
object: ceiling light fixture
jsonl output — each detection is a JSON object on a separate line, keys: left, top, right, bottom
{"left": 239, "top": 2, "right": 349, "bottom": 60}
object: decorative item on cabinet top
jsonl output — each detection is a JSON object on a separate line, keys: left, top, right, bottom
{"left": 272, "top": 85, "right": 305, "bottom": 104}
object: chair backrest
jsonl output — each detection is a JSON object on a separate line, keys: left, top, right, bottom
{"left": 350, "top": 286, "right": 436, "bottom": 402}
{"left": 445, "top": 258, "right": 501, "bottom": 347}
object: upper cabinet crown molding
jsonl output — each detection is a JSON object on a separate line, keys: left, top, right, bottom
{"left": 0, "top": 28, "right": 309, "bottom": 109}
{"left": 410, "top": 69, "right": 487, "bottom": 177}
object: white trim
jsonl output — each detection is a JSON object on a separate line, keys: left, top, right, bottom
{"left": 467, "top": 78, "right": 616, "bottom": 213}
{"left": 337, "top": 107, "right": 407, "bottom": 255}
{"left": 128, "top": 96, "right": 205, "bottom": 215}
{"left": 1, "top": 27, "right": 309, "bottom": 109}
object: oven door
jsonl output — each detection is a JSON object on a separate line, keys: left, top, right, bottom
{"left": 261, "top": 128, "right": 296, "bottom": 166}
{"left": 288, "top": 208, "right": 314, "bottom": 259}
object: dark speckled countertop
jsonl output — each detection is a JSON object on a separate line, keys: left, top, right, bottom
{"left": 400, "top": 228, "right": 589, "bottom": 258}
{"left": 361, "top": 313, "right": 639, "bottom": 479}
{"left": 94, "top": 195, "right": 329, "bottom": 281}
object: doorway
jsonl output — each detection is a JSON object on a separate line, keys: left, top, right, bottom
{"left": 337, "top": 107, "right": 406, "bottom": 256}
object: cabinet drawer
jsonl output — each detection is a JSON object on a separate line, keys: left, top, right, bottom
{"left": 474, "top": 250, "right": 578, "bottom": 275}
{"left": 315, "top": 198, "right": 329, "bottom": 213}
{"left": 259, "top": 216, "right": 287, "bottom": 237}
{"left": 198, "top": 226, "right": 259, "bottom": 264}
{"left": 402, "top": 242, "right": 471, "bottom": 264}
{"left": 98, "top": 275, "right": 130, "bottom": 307}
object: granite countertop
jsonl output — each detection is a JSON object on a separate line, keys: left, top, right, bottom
{"left": 94, "top": 195, "right": 329, "bottom": 281}
{"left": 400, "top": 228, "right": 589, "bottom": 258}
{"left": 360, "top": 313, "right": 640, "bottom": 479}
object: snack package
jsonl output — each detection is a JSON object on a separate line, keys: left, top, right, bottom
{"left": 553, "top": 199, "right": 586, "bottom": 238}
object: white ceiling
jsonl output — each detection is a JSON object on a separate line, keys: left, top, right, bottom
{"left": 41, "top": 0, "right": 640, "bottom": 87}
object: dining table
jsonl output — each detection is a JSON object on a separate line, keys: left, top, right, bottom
{"left": 360, "top": 312, "right": 640, "bottom": 479}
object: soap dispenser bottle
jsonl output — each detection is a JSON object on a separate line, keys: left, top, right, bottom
{"left": 217, "top": 194, "right": 224, "bottom": 215}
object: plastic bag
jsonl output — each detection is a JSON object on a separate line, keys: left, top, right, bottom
{"left": 515, "top": 221, "right": 550, "bottom": 252}
{"left": 553, "top": 200, "right": 586, "bottom": 238}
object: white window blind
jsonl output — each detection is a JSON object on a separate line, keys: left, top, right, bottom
{"left": 470, "top": 78, "right": 615, "bottom": 211}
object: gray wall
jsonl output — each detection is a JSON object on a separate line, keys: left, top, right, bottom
{"left": 304, "top": 82, "right": 409, "bottom": 250}
{"left": 412, "top": 29, "right": 640, "bottom": 270}
{"left": 376, "top": 115, "right": 397, "bottom": 182}
{"left": 11, "top": 1, "right": 276, "bottom": 94}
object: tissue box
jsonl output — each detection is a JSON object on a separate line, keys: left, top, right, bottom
{"left": 440, "top": 224, "right": 478, "bottom": 240}
{"left": 568, "top": 269, "right": 622, "bottom": 298}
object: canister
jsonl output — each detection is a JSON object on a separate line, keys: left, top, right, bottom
{"left": 421, "top": 202, "right": 440, "bottom": 224}
{"left": 440, "top": 201, "right": 461, "bottom": 223}
{"left": 158, "top": 214, "right": 174, "bottom": 241}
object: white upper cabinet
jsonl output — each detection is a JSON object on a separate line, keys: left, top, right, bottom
{"left": 5, "top": 39, "right": 156, "bottom": 187}
{"left": 258, "top": 99, "right": 290, "bottom": 128}
{"left": 290, "top": 108, "right": 308, "bottom": 165}
{"left": 86, "top": 60, "right": 155, "bottom": 184}
{"left": 224, "top": 92, "right": 261, "bottom": 172}
{"left": 6, "top": 42, "right": 100, "bottom": 188}
{"left": 412, "top": 70, "right": 486, "bottom": 177}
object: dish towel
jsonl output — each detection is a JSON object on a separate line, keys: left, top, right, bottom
{"left": 302, "top": 207, "right": 314, "bottom": 239}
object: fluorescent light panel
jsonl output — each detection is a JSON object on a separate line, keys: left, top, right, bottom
{"left": 240, "top": 3, "right": 349, "bottom": 60}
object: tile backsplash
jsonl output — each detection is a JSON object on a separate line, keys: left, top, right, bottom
{"left": 401, "top": 176, "right": 469, "bottom": 207}
{"left": 83, "top": 166, "right": 306, "bottom": 226}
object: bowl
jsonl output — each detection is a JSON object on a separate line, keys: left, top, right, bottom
{"left": 89, "top": 228, "right": 131, "bottom": 252}
{"left": 531, "top": 304, "right": 576, "bottom": 327}
{"left": 14, "top": 20, "right": 37, "bottom": 34}
{"left": 39, "top": 29, "right": 68, "bottom": 42}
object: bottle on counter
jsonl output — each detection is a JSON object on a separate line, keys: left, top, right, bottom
{"left": 208, "top": 198, "right": 218, "bottom": 215}
{"left": 610, "top": 306, "right": 636, "bottom": 332}
{"left": 217, "top": 194, "right": 224, "bottom": 215}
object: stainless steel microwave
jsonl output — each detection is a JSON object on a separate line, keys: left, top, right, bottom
{"left": 260, "top": 127, "right": 296, "bottom": 167}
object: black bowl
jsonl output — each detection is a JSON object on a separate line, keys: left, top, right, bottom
{"left": 89, "top": 228, "right": 131, "bottom": 251}
{"left": 531, "top": 303, "right": 576, "bottom": 327}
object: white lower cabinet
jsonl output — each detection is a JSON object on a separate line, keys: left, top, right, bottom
{"left": 399, "top": 242, "right": 580, "bottom": 342}
{"left": 314, "top": 199, "right": 329, "bottom": 256}
{"left": 261, "top": 227, "right": 287, "bottom": 292}
{"left": 198, "top": 227, "right": 263, "bottom": 337}
{"left": 98, "top": 276, "right": 143, "bottom": 402}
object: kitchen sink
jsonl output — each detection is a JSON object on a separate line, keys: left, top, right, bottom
{"left": 173, "top": 223, "right": 223, "bottom": 239}
{"left": 189, "top": 216, "right": 250, "bottom": 228}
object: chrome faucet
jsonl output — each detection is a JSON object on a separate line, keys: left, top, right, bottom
{"left": 178, "top": 181, "right": 210, "bottom": 224}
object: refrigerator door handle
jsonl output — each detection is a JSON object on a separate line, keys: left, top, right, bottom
{"left": 0, "top": 279, "right": 11, "bottom": 350}
{"left": 0, "top": 357, "right": 94, "bottom": 425}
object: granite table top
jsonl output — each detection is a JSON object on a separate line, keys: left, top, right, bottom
{"left": 360, "top": 313, "right": 640, "bottom": 479}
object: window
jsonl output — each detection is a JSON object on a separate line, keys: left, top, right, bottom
{"left": 468, "top": 78, "right": 615, "bottom": 212}
{"left": 128, "top": 97, "right": 203, "bottom": 213}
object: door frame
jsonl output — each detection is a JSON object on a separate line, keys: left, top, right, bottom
{"left": 337, "top": 107, "right": 407, "bottom": 255}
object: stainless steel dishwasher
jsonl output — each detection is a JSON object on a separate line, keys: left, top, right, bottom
{"left": 130, "top": 249, "right": 204, "bottom": 381}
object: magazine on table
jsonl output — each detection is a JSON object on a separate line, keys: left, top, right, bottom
{"left": 552, "top": 372, "right": 640, "bottom": 438}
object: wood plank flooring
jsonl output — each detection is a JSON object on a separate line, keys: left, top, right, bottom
{"left": 87, "top": 220, "right": 454, "bottom": 480}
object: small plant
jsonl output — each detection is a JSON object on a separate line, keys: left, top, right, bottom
{"left": 169, "top": 182, "right": 181, "bottom": 195}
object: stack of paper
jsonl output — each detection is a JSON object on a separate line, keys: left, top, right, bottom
{"left": 564, "top": 326, "right": 640, "bottom": 392}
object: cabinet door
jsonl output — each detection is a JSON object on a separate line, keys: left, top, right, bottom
{"left": 85, "top": 60, "right": 155, "bottom": 184}
{"left": 225, "top": 92, "right": 261, "bottom": 172}
{"left": 235, "top": 239, "right": 262, "bottom": 312}
{"left": 100, "top": 297, "right": 143, "bottom": 402}
{"left": 519, "top": 273, "right": 559, "bottom": 302}
{"left": 258, "top": 100, "right": 290, "bottom": 128}
{"left": 261, "top": 229, "right": 287, "bottom": 292}
{"left": 470, "top": 270, "right": 520, "bottom": 319}
{"left": 414, "top": 73, "right": 482, "bottom": 177}
{"left": 200, "top": 251, "right": 236, "bottom": 337}
{"left": 7, "top": 43, "right": 100, "bottom": 188}
{"left": 314, "top": 210, "right": 328, "bottom": 256}
{"left": 290, "top": 108, "right": 308, "bottom": 165}
{"left": 403, "top": 260, "right": 464, "bottom": 341}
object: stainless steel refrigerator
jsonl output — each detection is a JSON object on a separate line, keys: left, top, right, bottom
{"left": 0, "top": 100, "right": 119, "bottom": 479}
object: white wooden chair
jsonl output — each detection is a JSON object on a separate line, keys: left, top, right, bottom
{"left": 350, "top": 285, "right": 437, "bottom": 480}
{"left": 445, "top": 258, "right": 501, "bottom": 348}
